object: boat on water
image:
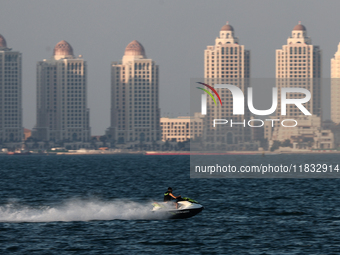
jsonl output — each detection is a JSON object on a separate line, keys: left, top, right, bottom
{"left": 152, "top": 197, "right": 204, "bottom": 219}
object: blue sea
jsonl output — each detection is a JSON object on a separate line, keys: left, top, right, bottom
{"left": 1, "top": 154, "right": 340, "bottom": 254}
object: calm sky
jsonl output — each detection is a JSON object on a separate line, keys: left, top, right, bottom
{"left": 1, "top": 0, "right": 339, "bottom": 134}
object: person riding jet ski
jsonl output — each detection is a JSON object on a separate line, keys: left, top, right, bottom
{"left": 164, "top": 187, "right": 181, "bottom": 209}
{"left": 152, "top": 188, "right": 203, "bottom": 219}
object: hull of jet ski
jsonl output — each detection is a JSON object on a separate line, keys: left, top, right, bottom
{"left": 152, "top": 199, "right": 203, "bottom": 219}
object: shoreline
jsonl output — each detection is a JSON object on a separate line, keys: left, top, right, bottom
{"left": 144, "top": 150, "right": 340, "bottom": 155}
{"left": 1, "top": 149, "right": 339, "bottom": 156}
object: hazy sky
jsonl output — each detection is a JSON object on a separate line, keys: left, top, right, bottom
{"left": 1, "top": 0, "right": 340, "bottom": 134}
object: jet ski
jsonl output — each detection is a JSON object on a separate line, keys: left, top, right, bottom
{"left": 152, "top": 197, "right": 204, "bottom": 219}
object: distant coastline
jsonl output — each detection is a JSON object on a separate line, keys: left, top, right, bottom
{"left": 1, "top": 149, "right": 339, "bottom": 156}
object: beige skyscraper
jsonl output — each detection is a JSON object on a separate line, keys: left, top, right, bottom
{"left": 331, "top": 43, "right": 340, "bottom": 124}
{"left": 269, "top": 23, "right": 322, "bottom": 144}
{"left": 204, "top": 22, "right": 250, "bottom": 79}
{"left": 275, "top": 23, "right": 321, "bottom": 117}
{"left": 106, "top": 40, "right": 161, "bottom": 146}
{"left": 33, "top": 40, "right": 91, "bottom": 144}
{"left": 0, "top": 34, "right": 23, "bottom": 146}
{"left": 203, "top": 23, "right": 252, "bottom": 150}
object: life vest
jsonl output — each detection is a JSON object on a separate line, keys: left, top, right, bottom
{"left": 164, "top": 191, "right": 172, "bottom": 202}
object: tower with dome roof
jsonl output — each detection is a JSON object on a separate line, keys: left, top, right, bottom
{"left": 202, "top": 22, "right": 252, "bottom": 150}
{"left": 266, "top": 23, "right": 322, "bottom": 144}
{"left": 32, "top": 40, "right": 91, "bottom": 146}
{"left": 275, "top": 22, "right": 321, "bottom": 117}
{"left": 106, "top": 40, "right": 161, "bottom": 147}
{"left": 0, "top": 34, "right": 23, "bottom": 146}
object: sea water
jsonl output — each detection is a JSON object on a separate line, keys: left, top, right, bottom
{"left": 1, "top": 154, "right": 340, "bottom": 254}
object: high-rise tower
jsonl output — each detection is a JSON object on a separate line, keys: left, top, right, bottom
{"left": 0, "top": 34, "right": 23, "bottom": 145}
{"left": 204, "top": 22, "right": 250, "bottom": 79}
{"left": 275, "top": 23, "right": 321, "bottom": 117}
{"left": 331, "top": 43, "right": 340, "bottom": 124}
{"left": 203, "top": 23, "right": 251, "bottom": 150}
{"left": 33, "top": 40, "right": 90, "bottom": 144}
{"left": 268, "top": 23, "right": 322, "bottom": 144}
{"left": 107, "top": 40, "right": 160, "bottom": 146}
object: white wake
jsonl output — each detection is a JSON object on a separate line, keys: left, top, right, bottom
{"left": 0, "top": 199, "right": 164, "bottom": 222}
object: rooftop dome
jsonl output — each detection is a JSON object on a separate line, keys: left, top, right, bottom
{"left": 124, "top": 40, "right": 145, "bottom": 56}
{"left": 53, "top": 40, "right": 73, "bottom": 56}
{"left": 0, "top": 34, "right": 7, "bottom": 48}
{"left": 293, "top": 23, "right": 306, "bottom": 31}
{"left": 221, "top": 22, "right": 234, "bottom": 31}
